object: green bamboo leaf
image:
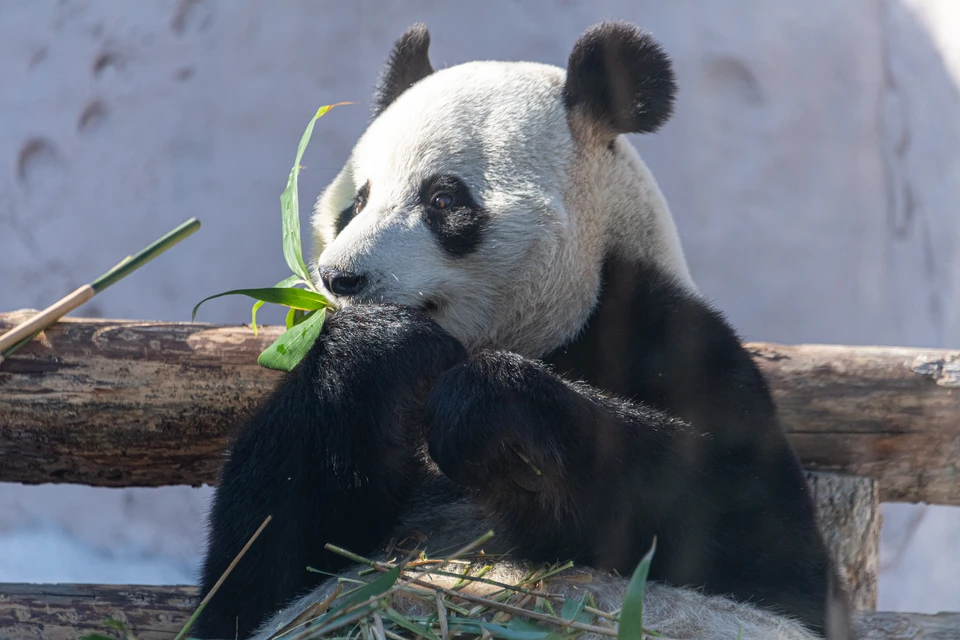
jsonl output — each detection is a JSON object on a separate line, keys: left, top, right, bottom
{"left": 192, "top": 287, "right": 331, "bottom": 322}
{"left": 334, "top": 565, "right": 401, "bottom": 613}
{"left": 257, "top": 308, "right": 327, "bottom": 372}
{"left": 296, "top": 564, "right": 403, "bottom": 635}
{"left": 103, "top": 619, "right": 125, "bottom": 632}
{"left": 443, "top": 618, "right": 552, "bottom": 640}
{"left": 251, "top": 300, "right": 266, "bottom": 334}
{"left": 285, "top": 306, "right": 298, "bottom": 329}
{"left": 560, "top": 594, "right": 591, "bottom": 624}
{"left": 508, "top": 618, "right": 553, "bottom": 636}
{"left": 617, "top": 537, "right": 657, "bottom": 640}
{"left": 281, "top": 103, "right": 349, "bottom": 285}
{"left": 252, "top": 275, "right": 309, "bottom": 334}
{"left": 284, "top": 307, "right": 308, "bottom": 329}
{"left": 384, "top": 609, "right": 443, "bottom": 640}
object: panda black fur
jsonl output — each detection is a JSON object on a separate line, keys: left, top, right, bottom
{"left": 194, "top": 22, "right": 852, "bottom": 640}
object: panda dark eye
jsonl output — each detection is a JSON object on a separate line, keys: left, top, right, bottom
{"left": 354, "top": 192, "right": 367, "bottom": 215}
{"left": 431, "top": 192, "right": 455, "bottom": 211}
{"left": 335, "top": 182, "right": 370, "bottom": 237}
{"left": 420, "top": 175, "right": 474, "bottom": 213}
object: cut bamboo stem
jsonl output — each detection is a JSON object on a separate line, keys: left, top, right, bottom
{"left": 0, "top": 285, "right": 94, "bottom": 354}
{"left": 0, "top": 217, "right": 200, "bottom": 362}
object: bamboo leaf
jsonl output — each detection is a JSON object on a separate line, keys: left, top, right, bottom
{"left": 296, "top": 564, "right": 403, "bottom": 635}
{"left": 617, "top": 537, "right": 657, "bottom": 640}
{"left": 508, "top": 618, "right": 553, "bottom": 635}
{"left": 103, "top": 618, "right": 128, "bottom": 633}
{"left": 192, "top": 287, "right": 331, "bottom": 322}
{"left": 384, "top": 609, "right": 443, "bottom": 640}
{"left": 281, "top": 103, "right": 349, "bottom": 285}
{"left": 257, "top": 308, "right": 327, "bottom": 371}
{"left": 252, "top": 275, "right": 309, "bottom": 334}
{"left": 284, "top": 306, "right": 296, "bottom": 329}
{"left": 560, "top": 594, "right": 591, "bottom": 624}
{"left": 334, "top": 565, "right": 401, "bottom": 612}
{"left": 251, "top": 300, "right": 266, "bottom": 335}
{"left": 444, "top": 617, "right": 553, "bottom": 640}
{"left": 281, "top": 307, "right": 308, "bottom": 330}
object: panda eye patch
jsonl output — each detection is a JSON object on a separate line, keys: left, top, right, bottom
{"left": 419, "top": 174, "right": 488, "bottom": 258}
{"left": 354, "top": 193, "right": 367, "bottom": 214}
{"left": 354, "top": 182, "right": 370, "bottom": 214}
{"left": 334, "top": 181, "right": 370, "bottom": 237}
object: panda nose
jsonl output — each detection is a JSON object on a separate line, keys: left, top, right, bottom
{"left": 317, "top": 267, "right": 368, "bottom": 297}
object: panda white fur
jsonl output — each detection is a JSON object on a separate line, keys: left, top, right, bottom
{"left": 194, "top": 23, "right": 852, "bottom": 640}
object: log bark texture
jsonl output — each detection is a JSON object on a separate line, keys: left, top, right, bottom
{"left": 855, "top": 612, "right": 960, "bottom": 640}
{"left": 0, "top": 583, "right": 955, "bottom": 640}
{"left": 1, "top": 312, "right": 958, "bottom": 504}
{"left": 750, "top": 343, "right": 960, "bottom": 505}
{"left": 807, "top": 472, "right": 881, "bottom": 611}
{"left": 0, "top": 583, "right": 196, "bottom": 640}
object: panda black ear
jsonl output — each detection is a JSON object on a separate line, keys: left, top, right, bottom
{"left": 372, "top": 23, "right": 435, "bottom": 118}
{"left": 564, "top": 22, "right": 676, "bottom": 136}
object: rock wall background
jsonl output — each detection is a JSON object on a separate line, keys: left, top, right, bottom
{"left": 1, "top": 0, "right": 958, "bottom": 613}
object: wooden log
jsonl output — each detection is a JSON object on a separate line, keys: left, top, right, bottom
{"left": 0, "top": 583, "right": 196, "bottom": 640}
{"left": 749, "top": 343, "right": 960, "bottom": 505}
{"left": 807, "top": 472, "right": 881, "bottom": 611}
{"left": 855, "top": 611, "right": 960, "bottom": 640}
{"left": 0, "top": 582, "right": 955, "bottom": 640}
{"left": 0, "top": 312, "right": 281, "bottom": 489}
{"left": 1, "top": 312, "right": 958, "bottom": 503}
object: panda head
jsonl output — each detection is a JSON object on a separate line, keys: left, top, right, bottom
{"left": 312, "top": 22, "right": 695, "bottom": 357}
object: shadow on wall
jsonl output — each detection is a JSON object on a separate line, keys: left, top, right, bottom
{"left": 0, "top": 0, "right": 958, "bottom": 615}
{"left": 637, "top": 0, "right": 960, "bottom": 349}
{"left": 863, "top": 0, "right": 960, "bottom": 613}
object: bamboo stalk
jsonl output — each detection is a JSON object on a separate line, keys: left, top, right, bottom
{"left": 0, "top": 286, "right": 94, "bottom": 355}
{"left": 174, "top": 514, "right": 272, "bottom": 640}
{"left": 0, "top": 217, "right": 200, "bottom": 362}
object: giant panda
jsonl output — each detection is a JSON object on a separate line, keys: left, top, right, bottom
{"left": 194, "top": 22, "right": 853, "bottom": 640}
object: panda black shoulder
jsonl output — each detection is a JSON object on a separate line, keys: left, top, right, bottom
{"left": 545, "top": 257, "right": 775, "bottom": 425}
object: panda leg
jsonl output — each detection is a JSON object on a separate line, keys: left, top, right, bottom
{"left": 193, "top": 305, "right": 466, "bottom": 639}
{"left": 424, "top": 350, "right": 834, "bottom": 635}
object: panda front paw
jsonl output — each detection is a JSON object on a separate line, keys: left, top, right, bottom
{"left": 424, "top": 352, "right": 571, "bottom": 495}
{"left": 314, "top": 303, "right": 468, "bottom": 392}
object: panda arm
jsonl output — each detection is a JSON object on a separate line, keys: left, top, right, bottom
{"left": 425, "top": 350, "right": 833, "bottom": 634}
{"left": 424, "top": 351, "right": 681, "bottom": 564}
{"left": 194, "top": 305, "right": 466, "bottom": 640}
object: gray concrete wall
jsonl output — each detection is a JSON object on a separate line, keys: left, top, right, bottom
{"left": 1, "top": 0, "right": 958, "bottom": 614}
